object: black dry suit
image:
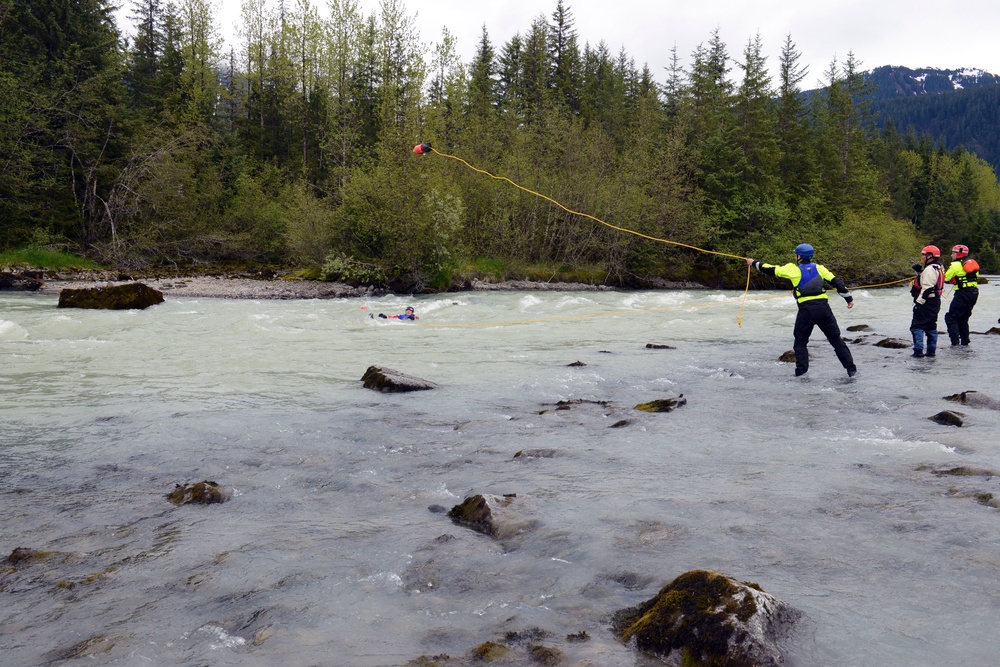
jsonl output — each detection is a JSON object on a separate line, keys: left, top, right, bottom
{"left": 750, "top": 259, "right": 856, "bottom": 377}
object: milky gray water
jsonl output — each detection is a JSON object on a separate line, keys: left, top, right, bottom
{"left": 2, "top": 283, "right": 1000, "bottom": 666}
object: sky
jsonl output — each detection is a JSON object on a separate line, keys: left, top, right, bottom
{"left": 118, "top": 0, "right": 1000, "bottom": 88}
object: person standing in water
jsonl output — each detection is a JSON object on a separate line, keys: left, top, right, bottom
{"left": 747, "top": 243, "right": 857, "bottom": 377}
{"left": 944, "top": 244, "right": 979, "bottom": 346}
{"left": 909, "top": 245, "right": 945, "bottom": 358}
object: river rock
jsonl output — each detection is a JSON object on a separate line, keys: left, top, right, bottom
{"left": 612, "top": 570, "right": 799, "bottom": 666}
{"left": 778, "top": 350, "right": 796, "bottom": 362}
{"left": 0, "top": 270, "right": 44, "bottom": 291}
{"left": 447, "top": 493, "right": 536, "bottom": 540}
{"left": 167, "top": 480, "right": 229, "bottom": 505}
{"left": 361, "top": 366, "right": 438, "bottom": 392}
{"left": 634, "top": 395, "right": 686, "bottom": 412}
{"left": 874, "top": 338, "right": 909, "bottom": 349}
{"left": 58, "top": 283, "right": 164, "bottom": 309}
{"left": 943, "top": 391, "right": 1000, "bottom": 410}
{"left": 846, "top": 324, "right": 872, "bottom": 332}
{"left": 928, "top": 410, "right": 964, "bottom": 427}
{"left": 6, "top": 547, "right": 56, "bottom": 565}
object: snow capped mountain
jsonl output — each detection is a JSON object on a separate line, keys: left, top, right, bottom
{"left": 867, "top": 66, "right": 1000, "bottom": 100}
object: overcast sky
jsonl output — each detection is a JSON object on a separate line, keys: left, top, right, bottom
{"left": 119, "top": 0, "right": 1000, "bottom": 88}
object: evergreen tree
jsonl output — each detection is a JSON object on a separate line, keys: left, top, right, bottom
{"left": 0, "top": 0, "right": 126, "bottom": 247}
{"left": 775, "top": 35, "right": 816, "bottom": 215}
{"left": 548, "top": 0, "right": 580, "bottom": 113}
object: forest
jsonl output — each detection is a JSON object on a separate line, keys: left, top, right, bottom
{"left": 3, "top": 0, "right": 1000, "bottom": 290}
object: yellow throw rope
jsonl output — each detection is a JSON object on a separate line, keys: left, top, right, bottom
{"left": 418, "top": 144, "right": 916, "bottom": 328}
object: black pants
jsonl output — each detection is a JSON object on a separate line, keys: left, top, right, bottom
{"left": 793, "top": 299, "right": 856, "bottom": 375}
{"left": 945, "top": 287, "right": 978, "bottom": 345}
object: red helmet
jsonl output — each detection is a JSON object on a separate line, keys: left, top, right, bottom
{"left": 921, "top": 245, "right": 941, "bottom": 257}
{"left": 952, "top": 244, "right": 969, "bottom": 258}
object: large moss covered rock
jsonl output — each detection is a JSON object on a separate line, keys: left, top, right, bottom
{"left": 612, "top": 570, "right": 799, "bottom": 666}
{"left": 58, "top": 283, "right": 164, "bottom": 309}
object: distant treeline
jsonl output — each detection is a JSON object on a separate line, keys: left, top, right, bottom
{"left": 2, "top": 0, "right": 999, "bottom": 289}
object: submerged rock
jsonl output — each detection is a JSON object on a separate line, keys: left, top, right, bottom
{"left": 6, "top": 547, "right": 55, "bottom": 565}
{"left": 447, "top": 494, "right": 535, "bottom": 541}
{"left": 646, "top": 343, "right": 676, "bottom": 349}
{"left": 943, "top": 391, "right": 1000, "bottom": 410}
{"left": 58, "top": 282, "right": 164, "bottom": 309}
{"left": 612, "top": 570, "right": 799, "bottom": 666}
{"left": 634, "top": 395, "right": 686, "bottom": 412}
{"left": 778, "top": 350, "right": 796, "bottom": 363}
{"left": 361, "top": 365, "right": 438, "bottom": 392}
{"left": 928, "top": 410, "right": 964, "bottom": 427}
{"left": 168, "top": 480, "right": 229, "bottom": 505}
{"left": 874, "top": 338, "right": 909, "bottom": 349}
{"left": 846, "top": 324, "right": 872, "bottom": 332}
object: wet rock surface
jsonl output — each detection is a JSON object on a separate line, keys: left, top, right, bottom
{"left": 167, "top": 481, "right": 230, "bottom": 506}
{"left": 634, "top": 395, "right": 686, "bottom": 412}
{"left": 361, "top": 366, "right": 438, "bottom": 392}
{"left": 612, "top": 569, "right": 800, "bottom": 666}
{"left": 58, "top": 282, "right": 164, "bottom": 309}
{"left": 0, "top": 270, "right": 45, "bottom": 291}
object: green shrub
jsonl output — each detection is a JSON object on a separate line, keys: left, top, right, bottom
{"left": 320, "top": 253, "right": 385, "bottom": 285}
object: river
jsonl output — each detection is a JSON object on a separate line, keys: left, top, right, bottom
{"left": 2, "top": 283, "right": 999, "bottom": 666}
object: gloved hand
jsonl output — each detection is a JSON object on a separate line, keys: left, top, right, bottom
{"left": 911, "top": 264, "right": 922, "bottom": 273}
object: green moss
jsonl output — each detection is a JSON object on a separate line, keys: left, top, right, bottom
{"left": 612, "top": 570, "right": 759, "bottom": 665}
{"left": 470, "top": 641, "right": 509, "bottom": 661}
{"left": 634, "top": 397, "right": 685, "bottom": 413}
{"left": 7, "top": 547, "right": 54, "bottom": 564}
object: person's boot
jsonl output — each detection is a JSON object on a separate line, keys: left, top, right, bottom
{"left": 925, "top": 348, "right": 936, "bottom": 357}
{"left": 911, "top": 349, "right": 924, "bottom": 357}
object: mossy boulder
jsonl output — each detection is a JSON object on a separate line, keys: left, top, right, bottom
{"left": 612, "top": 569, "right": 799, "bottom": 666}
{"left": 6, "top": 547, "right": 56, "bottom": 565}
{"left": 361, "top": 365, "right": 438, "bottom": 392}
{"left": 168, "top": 480, "right": 229, "bottom": 506}
{"left": 58, "top": 283, "right": 164, "bottom": 309}
{"left": 470, "top": 641, "right": 509, "bottom": 661}
{"left": 634, "top": 395, "right": 686, "bottom": 412}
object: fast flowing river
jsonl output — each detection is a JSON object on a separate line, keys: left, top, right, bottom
{"left": 2, "top": 282, "right": 1000, "bottom": 666}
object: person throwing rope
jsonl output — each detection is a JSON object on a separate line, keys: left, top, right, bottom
{"left": 747, "top": 243, "right": 857, "bottom": 378}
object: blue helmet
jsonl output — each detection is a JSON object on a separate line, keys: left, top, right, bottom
{"left": 794, "top": 243, "right": 814, "bottom": 259}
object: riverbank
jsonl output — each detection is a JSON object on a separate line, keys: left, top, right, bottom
{"left": 33, "top": 272, "right": 705, "bottom": 299}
